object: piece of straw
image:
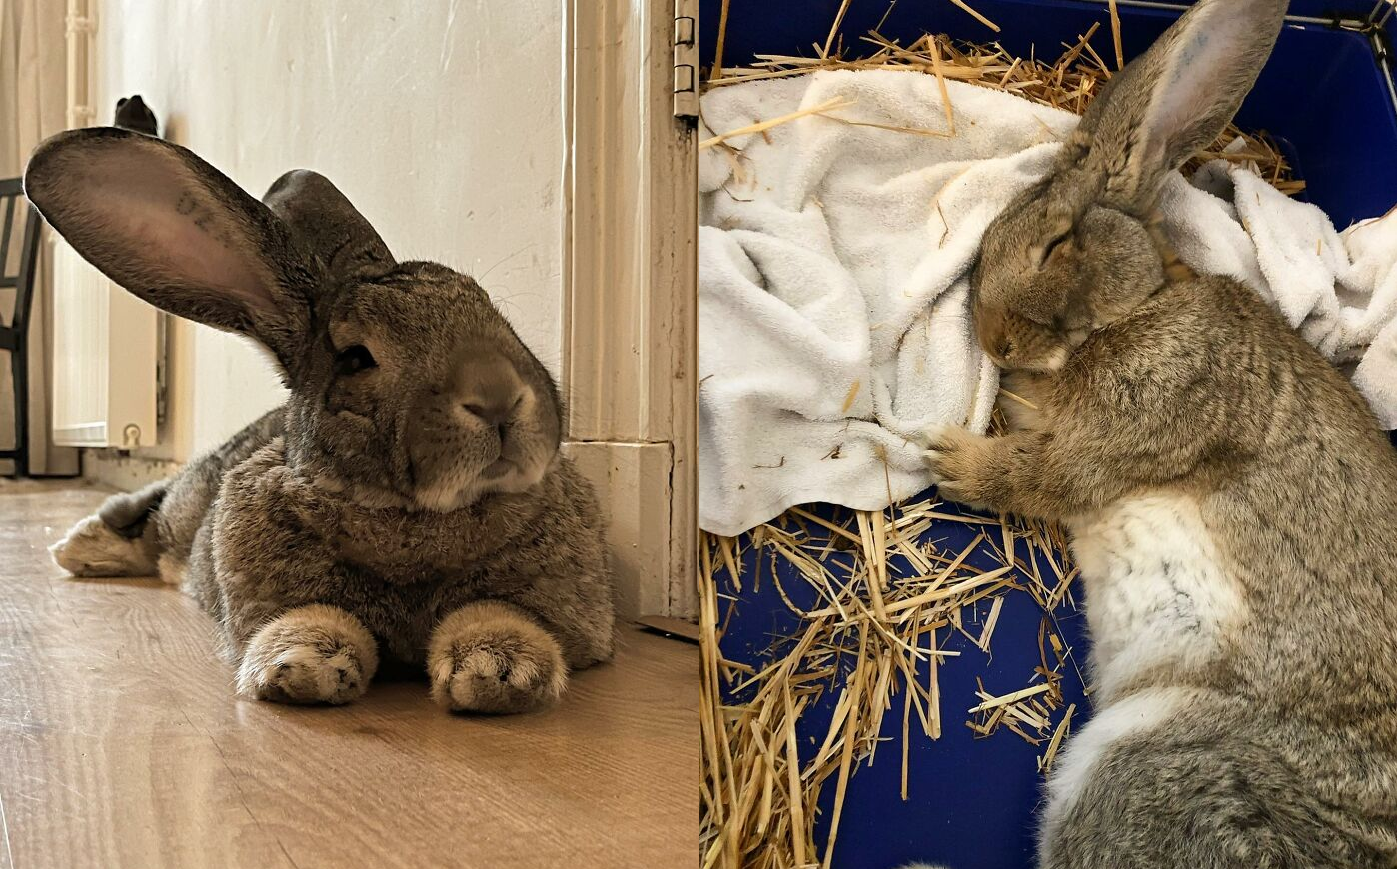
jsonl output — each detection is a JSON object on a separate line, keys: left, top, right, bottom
{"left": 824, "top": 0, "right": 853, "bottom": 59}
{"left": 700, "top": 97, "right": 856, "bottom": 150}
{"left": 947, "top": 0, "right": 1001, "bottom": 32}
{"left": 711, "top": 0, "right": 731, "bottom": 82}
{"left": 1107, "top": 0, "right": 1124, "bottom": 71}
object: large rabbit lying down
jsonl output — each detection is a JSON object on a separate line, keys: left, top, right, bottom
{"left": 26, "top": 130, "right": 614, "bottom": 713}
{"left": 914, "top": 0, "right": 1397, "bottom": 865}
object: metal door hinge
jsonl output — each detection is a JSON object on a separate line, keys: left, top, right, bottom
{"left": 673, "top": 0, "right": 699, "bottom": 120}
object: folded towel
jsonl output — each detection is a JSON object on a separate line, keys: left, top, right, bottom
{"left": 699, "top": 70, "right": 1397, "bottom": 536}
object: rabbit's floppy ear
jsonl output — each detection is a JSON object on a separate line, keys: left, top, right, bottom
{"left": 1073, "top": 0, "right": 1288, "bottom": 216}
{"left": 262, "top": 170, "right": 397, "bottom": 282}
{"left": 24, "top": 127, "right": 317, "bottom": 367}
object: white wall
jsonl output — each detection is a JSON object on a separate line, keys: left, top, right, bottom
{"left": 93, "top": 0, "right": 566, "bottom": 460}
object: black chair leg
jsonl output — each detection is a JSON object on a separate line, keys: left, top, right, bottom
{"left": 10, "top": 344, "right": 27, "bottom": 479}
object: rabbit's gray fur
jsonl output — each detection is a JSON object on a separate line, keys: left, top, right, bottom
{"left": 919, "top": 0, "right": 1397, "bottom": 865}
{"left": 30, "top": 128, "right": 613, "bottom": 712}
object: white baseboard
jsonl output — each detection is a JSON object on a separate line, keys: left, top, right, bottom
{"left": 81, "top": 449, "right": 178, "bottom": 491}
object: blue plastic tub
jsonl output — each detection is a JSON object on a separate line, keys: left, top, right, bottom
{"left": 710, "top": 503, "right": 1093, "bottom": 869}
{"left": 702, "top": 3, "right": 1397, "bottom": 867}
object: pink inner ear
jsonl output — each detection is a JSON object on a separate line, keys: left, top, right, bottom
{"left": 1144, "top": 6, "right": 1256, "bottom": 159}
{"left": 77, "top": 144, "right": 279, "bottom": 318}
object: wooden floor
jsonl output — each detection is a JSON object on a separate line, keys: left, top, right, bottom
{"left": 0, "top": 482, "right": 696, "bottom": 869}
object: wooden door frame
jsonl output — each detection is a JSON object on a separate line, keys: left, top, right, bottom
{"left": 562, "top": 0, "right": 699, "bottom": 620}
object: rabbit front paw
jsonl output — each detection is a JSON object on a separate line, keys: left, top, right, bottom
{"left": 236, "top": 604, "right": 378, "bottom": 705}
{"left": 428, "top": 601, "right": 567, "bottom": 714}
{"left": 920, "top": 424, "right": 1004, "bottom": 510}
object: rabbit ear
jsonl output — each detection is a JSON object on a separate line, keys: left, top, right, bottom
{"left": 262, "top": 170, "right": 397, "bottom": 282}
{"left": 1074, "top": 0, "right": 1288, "bottom": 215}
{"left": 24, "top": 127, "right": 317, "bottom": 366}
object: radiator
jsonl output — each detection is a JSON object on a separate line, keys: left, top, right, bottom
{"left": 49, "top": 235, "right": 159, "bottom": 448}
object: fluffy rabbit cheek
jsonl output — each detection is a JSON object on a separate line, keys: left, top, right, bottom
{"left": 985, "top": 325, "right": 1069, "bottom": 373}
{"left": 1008, "top": 322, "right": 1071, "bottom": 373}
{"left": 406, "top": 427, "right": 499, "bottom": 511}
{"left": 976, "top": 306, "right": 1070, "bottom": 373}
{"left": 405, "top": 398, "right": 556, "bottom": 510}
{"left": 492, "top": 421, "right": 554, "bottom": 493}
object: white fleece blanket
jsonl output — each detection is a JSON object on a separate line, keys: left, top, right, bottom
{"left": 698, "top": 70, "right": 1397, "bottom": 537}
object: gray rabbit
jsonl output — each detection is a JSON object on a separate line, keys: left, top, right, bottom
{"left": 916, "top": 0, "right": 1397, "bottom": 865}
{"left": 28, "top": 129, "right": 614, "bottom": 713}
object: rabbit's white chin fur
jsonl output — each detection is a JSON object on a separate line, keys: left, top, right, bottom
{"left": 411, "top": 454, "right": 554, "bottom": 512}
{"left": 309, "top": 452, "right": 553, "bottom": 513}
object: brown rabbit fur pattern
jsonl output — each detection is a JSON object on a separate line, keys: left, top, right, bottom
{"left": 920, "top": 0, "right": 1397, "bottom": 866}
{"left": 29, "top": 128, "right": 614, "bottom": 713}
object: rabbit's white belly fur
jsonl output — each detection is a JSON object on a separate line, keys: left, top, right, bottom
{"left": 1067, "top": 492, "right": 1246, "bottom": 704}
{"left": 1041, "top": 494, "right": 1246, "bottom": 829}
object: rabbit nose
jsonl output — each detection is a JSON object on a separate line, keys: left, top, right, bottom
{"left": 456, "top": 353, "right": 527, "bottom": 430}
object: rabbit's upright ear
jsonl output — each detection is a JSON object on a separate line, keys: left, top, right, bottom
{"left": 1074, "top": 0, "right": 1288, "bottom": 215}
{"left": 262, "top": 170, "right": 397, "bottom": 282}
{"left": 23, "top": 127, "right": 317, "bottom": 367}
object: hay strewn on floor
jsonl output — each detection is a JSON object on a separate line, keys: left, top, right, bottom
{"left": 699, "top": 6, "right": 1302, "bottom": 868}
{"left": 701, "top": 498, "right": 1082, "bottom": 869}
